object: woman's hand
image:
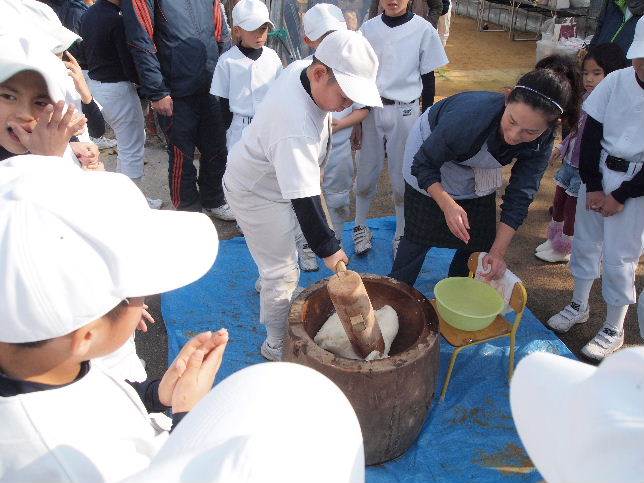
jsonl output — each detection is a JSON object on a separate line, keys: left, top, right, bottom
{"left": 442, "top": 198, "right": 470, "bottom": 244}
{"left": 600, "top": 194, "right": 624, "bottom": 217}
{"left": 64, "top": 51, "right": 92, "bottom": 104}
{"left": 481, "top": 251, "right": 507, "bottom": 281}
{"left": 585, "top": 191, "right": 605, "bottom": 212}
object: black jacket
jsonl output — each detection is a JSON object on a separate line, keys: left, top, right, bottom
{"left": 121, "top": 0, "right": 231, "bottom": 100}
{"left": 412, "top": 92, "right": 554, "bottom": 230}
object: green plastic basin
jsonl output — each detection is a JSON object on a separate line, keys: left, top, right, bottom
{"left": 434, "top": 277, "right": 504, "bottom": 331}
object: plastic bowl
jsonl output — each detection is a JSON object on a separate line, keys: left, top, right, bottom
{"left": 434, "top": 277, "right": 504, "bottom": 331}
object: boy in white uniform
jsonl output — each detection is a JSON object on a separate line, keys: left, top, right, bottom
{"left": 210, "top": 0, "right": 282, "bottom": 150}
{"left": 547, "top": 16, "right": 644, "bottom": 360}
{"left": 0, "top": 156, "right": 365, "bottom": 483}
{"left": 223, "top": 30, "right": 382, "bottom": 361}
{"left": 353, "top": 0, "right": 448, "bottom": 257}
{"left": 288, "top": 3, "right": 369, "bottom": 243}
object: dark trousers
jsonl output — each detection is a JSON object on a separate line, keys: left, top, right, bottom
{"left": 389, "top": 236, "right": 473, "bottom": 286}
{"left": 157, "top": 92, "right": 227, "bottom": 210}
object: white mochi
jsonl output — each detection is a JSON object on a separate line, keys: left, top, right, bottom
{"left": 314, "top": 305, "right": 399, "bottom": 360}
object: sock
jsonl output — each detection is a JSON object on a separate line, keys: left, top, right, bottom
{"left": 572, "top": 278, "right": 594, "bottom": 311}
{"left": 547, "top": 219, "right": 564, "bottom": 241}
{"left": 604, "top": 304, "right": 628, "bottom": 333}
{"left": 265, "top": 321, "right": 286, "bottom": 346}
{"left": 394, "top": 202, "right": 405, "bottom": 239}
{"left": 355, "top": 193, "right": 372, "bottom": 227}
{"left": 552, "top": 233, "right": 573, "bottom": 254}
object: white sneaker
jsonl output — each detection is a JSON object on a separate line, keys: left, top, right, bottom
{"left": 260, "top": 339, "right": 283, "bottom": 361}
{"left": 392, "top": 235, "right": 402, "bottom": 259}
{"left": 547, "top": 302, "right": 590, "bottom": 332}
{"left": 146, "top": 197, "right": 163, "bottom": 210}
{"left": 203, "top": 203, "right": 236, "bottom": 221}
{"left": 297, "top": 241, "right": 319, "bottom": 272}
{"left": 353, "top": 225, "right": 372, "bottom": 255}
{"left": 90, "top": 136, "right": 117, "bottom": 150}
{"left": 535, "top": 246, "right": 570, "bottom": 263}
{"left": 535, "top": 239, "right": 552, "bottom": 253}
{"left": 581, "top": 326, "right": 624, "bottom": 361}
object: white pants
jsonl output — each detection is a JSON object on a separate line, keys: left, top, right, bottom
{"left": 224, "top": 183, "right": 299, "bottom": 338}
{"left": 323, "top": 128, "right": 354, "bottom": 238}
{"left": 225, "top": 114, "right": 252, "bottom": 150}
{"left": 125, "top": 363, "right": 364, "bottom": 483}
{"left": 355, "top": 100, "right": 420, "bottom": 237}
{"left": 438, "top": 6, "right": 452, "bottom": 47}
{"left": 570, "top": 179, "right": 644, "bottom": 306}
{"left": 88, "top": 79, "right": 146, "bottom": 179}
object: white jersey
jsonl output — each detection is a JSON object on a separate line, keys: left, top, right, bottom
{"left": 583, "top": 66, "right": 644, "bottom": 164}
{"left": 360, "top": 14, "right": 448, "bottom": 103}
{"left": 210, "top": 45, "right": 283, "bottom": 117}
{"left": 223, "top": 67, "right": 331, "bottom": 202}
{"left": 284, "top": 55, "right": 313, "bottom": 74}
{"left": 0, "top": 364, "right": 167, "bottom": 482}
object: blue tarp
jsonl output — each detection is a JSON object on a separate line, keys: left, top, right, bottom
{"left": 161, "top": 216, "right": 574, "bottom": 482}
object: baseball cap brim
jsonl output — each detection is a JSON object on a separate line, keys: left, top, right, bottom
{"left": 627, "top": 40, "right": 644, "bottom": 59}
{"left": 510, "top": 352, "right": 594, "bottom": 483}
{"left": 0, "top": 61, "right": 66, "bottom": 103}
{"left": 237, "top": 18, "right": 275, "bottom": 31}
{"left": 333, "top": 69, "right": 383, "bottom": 108}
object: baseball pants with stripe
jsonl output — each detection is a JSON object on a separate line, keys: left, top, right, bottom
{"left": 157, "top": 92, "right": 228, "bottom": 211}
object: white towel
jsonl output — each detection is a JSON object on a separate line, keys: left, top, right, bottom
{"left": 474, "top": 252, "right": 521, "bottom": 313}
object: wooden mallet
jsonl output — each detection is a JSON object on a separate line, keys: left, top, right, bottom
{"left": 327, "top": 260, "right": 386, "bottom": 358}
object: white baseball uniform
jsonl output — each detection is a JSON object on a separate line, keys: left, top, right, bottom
{"left": 286, "top": 56, "right": 360, "bottom": 241}
{"left": 223, "top": 68, "right": 331, "bottom": 340}
{"left": 210, "top": 45, "right": 282, "bottom": 149}
{"left": 355, "top": 14, "right": 448, "bottom": 239}
{"left": 570, "top": 67, "right": 644, "bottom": 307}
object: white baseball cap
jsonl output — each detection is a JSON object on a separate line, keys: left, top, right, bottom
{"left": 0, "top": 34, "right": 67, "bottom": 103}
{"left": 314, "top": 30, "right": 382, "bottom": 107}
{"left": 0, "top": 155, "right": 219, "bottom": 344}
{"left": 627, "top": 16, "right": 644, "bottom": 60}
{"left": 0, "top": 0, "right": 81, "bottom": 54}
{"left": 510, "top": 348, "right": 644, "bottom": 483}
{"left": 303, "top": 3, "right": 347, "bottom": 41}
{"left": 123, "top": 363, "right": 364, "bottom": 483}
{"left": 232, "top": 0, "right": 274, "bottom": 32}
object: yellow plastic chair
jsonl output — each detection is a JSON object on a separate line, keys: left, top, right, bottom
{"left": 433, "top": 252, "right": 527, "bottom": 401}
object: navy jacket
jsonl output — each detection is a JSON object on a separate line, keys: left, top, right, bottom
{"left": 590, "top": 0, "right": 641, "bottom": 55}
{"left": 121, "top": 0, "right": 231, "bottom": 100}
{"left": 411, "top": 92, "right": 554, "bottom": 230}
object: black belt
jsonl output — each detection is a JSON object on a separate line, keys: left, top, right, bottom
{"left": 606, "top": 155, "right": 630, "bottom": 172}
{"left": 381, "top": 97, "right": 396, "bottom": 105}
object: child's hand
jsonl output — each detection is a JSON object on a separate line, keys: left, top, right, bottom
{"left": 600, "top": 194, "right": 624, "bottom": 217}
{"left": 585, "top": 191, "right": 605, "bottom": 212}
{"left": 324, "top": 249, "right": 349, "bottom": 272}
{"left": 64, "top": 51, "right": 92, "bottom": 104}
{"left": 331, "top": 118, "right": 348, "bottom": 133}
{"left": 158, "top": 329, "right": 228, "bottom": 410}
{"left": 351, "top": 123, "right": 363, "bottom": 151}
{"left": 8, "top": 101, "right": 86, "bottom": 157}
{"left": 136, "top": 304, "right": 156, "bottom": 332}
{"left": 71, "top": 141, "right": 103, "bottom": 170}
{"left": 549, "top": 147, "right": 561, "bottom": 166}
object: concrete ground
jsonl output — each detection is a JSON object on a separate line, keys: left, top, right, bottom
{"left": 103, "top": 14, "right": 642, "bottom": 379}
